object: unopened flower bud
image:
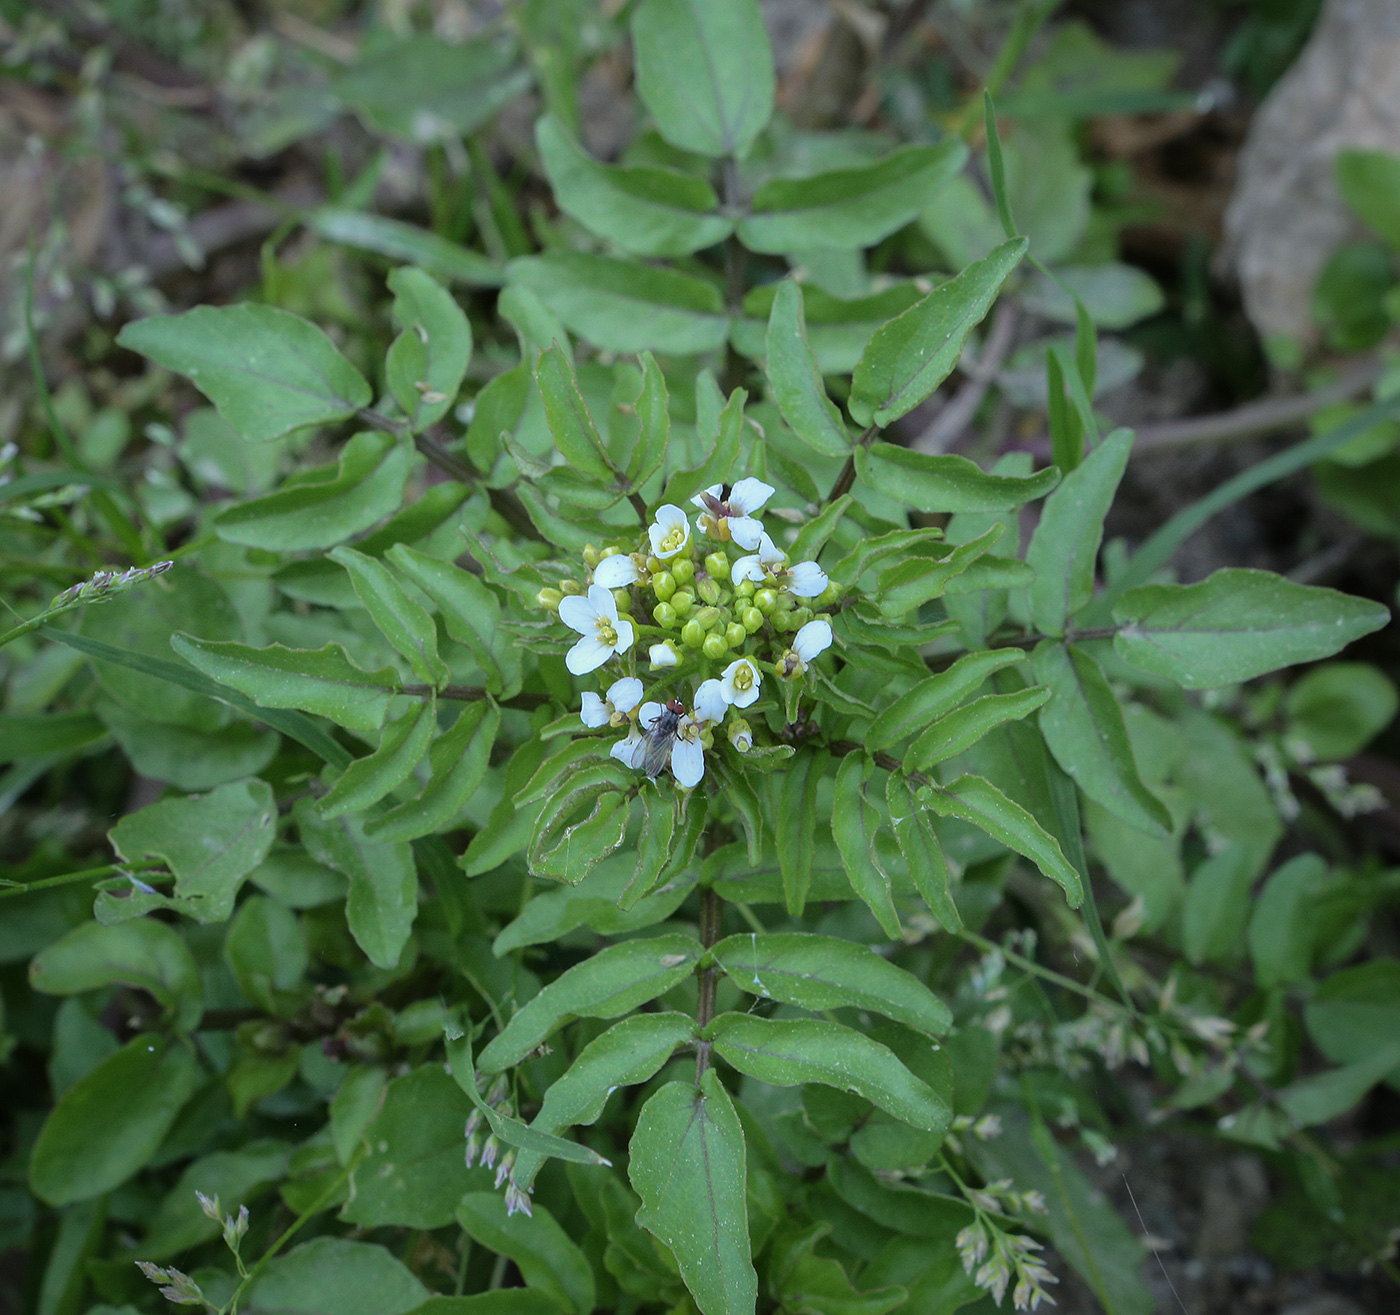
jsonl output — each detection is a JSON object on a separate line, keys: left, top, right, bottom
{"left": 536, "top": 587, "right": 563, "bottom": 613}
{"left": 669, "top": 589, "right": 695, "bottom": 616}
{"left": 816, "top": 580, "right": 842, "bottom": 608}
{"left": 653, "top": 602, "right": 678, "bottom": 629}
{"left": 741, "top": 607, "right": 763, "bottom": 633}
{"left": 649, "top": 641, "right": 679, "bottom": 667}
{"left": 704, "top": 551, "right": 730, "bottom": 581}
{"left": 736, "top": 577, "right": 757, "bottom": 599}
{"left": 612, "top": 589, "right": 631, "bottom": 611}
{"left": 728, "top": 718, "right": 753, "bottom": 752}
{"left": 582, "top": 544, "right": 601, "bottom": 568}
{"left": 646, "top": 555, "right": 665, "bottom": 575}
{"left": 702, "top": 634, "right": 727, "bottom": 660}
{"left": 681, "top": 620, "right": 705, "bottom": 649}
{"left": 697, "top": 576, "right": 722, "bottom": 606}
{"left": 753, "top": 588, "right": 778, "bottom": 614}
{"left": 724, "top": 622, "right": 747, "bottom": 648}
{"left": 652, "top": 571, "right": 677, "bottom": 602}
{"left": 671, "top": 558, "right": 695, "bottom": 584}
{"left": 559, "top": 579, "right": 583, "bottom": 596}
{"left": 693, "top": 606, "right": 721, "bottom": 631}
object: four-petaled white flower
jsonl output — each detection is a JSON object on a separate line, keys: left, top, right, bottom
{"left": 580, "top": 676, "right": 643, "bottom": 728}
{"left": 558, "top": 584, "right": 634, "bottom": 675}
{"left": 779, "top": 618, "right": 833, "bottom": 677}
{"left": 592, "top": 553, "right": 641, "bottom": 588}
{"left": 617, "top": 680, "right": 728, "bottom": 788}
{"left": 720, "top": 657, "right": 761, "bottom": 708}
{"left": 648, "top": 504, "right": 691, "bottom": 559}
{"left": 732, "top": 532, "right": 827, "bottom": 597}
{"left": 691, "top": 478, "right": 774, "bottom": 550}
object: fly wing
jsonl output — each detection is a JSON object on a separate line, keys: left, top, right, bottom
{"left": 642, "top": 728, "right": 674, "bottom": 779}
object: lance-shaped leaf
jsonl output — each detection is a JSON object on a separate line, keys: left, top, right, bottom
{"left": 117, "top": 304, "right": 371, "bottom": 443}
{"left": 876, "top": 525, "right": 1002, "bottom": 617}
{"left": 849, "top": 237, "right": 1027, "bottom": 426}
{"left": 535, "top": 345, "right": 615, "bottom": 481}
{"left": 537, "top": 115, "right": 732, "bottom": 256}
{"left": 711, "top": 933, "right": 950, "bottom": 1035}
{"left": 172, "top": 636, "right": 399, "bottom": 736}
{"left": 1032, "top": 642, "right": 1172, "bottom": 837}
{"left": 706, "top": 1014, "right": 950, "bottom": 1134}
{"left": 631, "top": 0, "right": 774, "bottom": 160}
{"left": 477, "top": 933, "right": 703, "bottom": 1073}
{"left": 511, "top": 1013, "right": 694, "bottom": 1189}
{"left": 30, "top": 919, "right": 203, "bottom": 1033}
{"left": 739, "top": 141, "right": 966, "bottom": 253}
{"left": 776, "top": 747, "right": 825, "bottom": 917}
{"left": 856, "top": 443, "right": 1059, "bottom": 515}
{"left": 903, "top": 685, "right": 1050, "bottom": 773}
{"left": 318, "top": 701, "right": 436, "bottom": 820}
{"left": 457, "top": 1195, "right": 596, "bottom": 1315}
{"left": 385, "top": 267, "right": 472, "bottom": 432}
{"left": 1112, "top": 569, "right": 1390, "bottom": 689}
{"left": 629, "top": 352, "right": 670, "bottom": 486}
{"left": 215, "top": 431, "right": 413, "bottom": 551}
{"left": 1026, "top": 428, "right": 1132, "bottom": 636}
{"left": 629, "top": 1074, "right": 757, "bottom": 1315}
{"left": 508, "top": 253, "right": 729, "bottom": 356}
{"left": 923, "top": 775, "right": 1083, "bottom": 906}
{"left": 366, "top": 702, "right": 499, "bottom": 843}
{"left": 331, "top": 547, "right": 448, "bottom": 685}
{"left": 307, "top": 207, "right": 503, "bottom": 287}
{"left": 296, "top": 800, "right": 417, "bottom": 969}
{"left": 788, "top": 495, "right": 853, "bottom": 563}
{"left": 886, "top": 774, "right": 961, "bottom": 931}
{"left": 662, "top": 384, "right": 748, "bottom": 504}
{"left": 765, "top": 279, "right": 852, "bottom": 457}
{"left": 833, "top": 753, "right": 900, "bottom": 938}
{"left": 867, "top": 649, "right": 1028, "bottom": 752}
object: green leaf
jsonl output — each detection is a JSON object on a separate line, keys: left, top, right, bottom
{"left": 307, "top": 208, "right": 503, "bottom": 286}
{"left": 631, "top": 0, "right": 774, "bottom": 160}
{"left": 776, "top": 746, "right": 824, "bottom": 917}
{"left": 457, "top": 1195, "right": 596, "bottom": 1315}
{"left": 630, "top": 352, "right": 671, "bottom": 486}
{"left": 29, "top": 1035, "right": 201, "bottom": 1206}
{"left": 876, "top": 526, "right": 1002, "bottom": 617}
{"left": 330, "top": 547, "right": 447, "bottom": 685}
{"left": 107, "top": 779, "right": 277, "bottom": 923}
{"left": 662, "top": 383, "right": 748, "bottom": 504}
{"left": 385, "top": 267, "right": 472, "bottom": 432}
{"left": 537, "top": 115, "right": 731, "bottom": 256}
{"left": 331, "top": 1066, "right": 388, "bottom": 1165}
{"left": 902, "top": 684, "right": 1050, "bottom": 773}
{"left": 621, "top": 791, "right": 679, "bottom": 910}
{"left": 1026, "top": 428, "right": 1132, "bottom": 636}
{"left": 848, "top": 237, "right": 1027, "bottom": 426}
{"left": 1336, "top": 149, "right": 1400, "bottom": 250}
{"left": 225, "top": 894, "right": 307, "bottom": 1012}
{"left": 1284, "top": 661, "right": 1398, "bottom": 761}
{"left": 1181, "top": 846, "right": 1255, "bottom": 966}
{"left": 706, "top": 1014, "right": 950, "bottom": 1134}
{"left": 1032, "top": 642, "right": 1172, "bottom": 836}
{"left": 740, "top": 142, "right": 966, "bottom": 253}
{"left": 1249, "top": 853, "right": 1327, "bottom": 988}
{"left": 215, "top": 431, "right": 413, "bottom": 551}
{"left": 535, "top": 345, "right": 615, "bottom": 481}
{"left": 318, "top": 702, "right": 436, "bottom": 820}
{"left": 711, "top": 933, "right": 950, "bottom": 1035}
{"left": 477, "top": 933, "right": 702, "bottom": 1073}
{"left": 342, "top": 1065, "right": 479, "bottom": 1229}
{"left": 866, "top": 649, "right": 1028, "bottom": 752}
{"left": 1278, "top": 1043, "right": 1400, "bottom": 1128}
{"left": 244, "top": 1238, "right": 428, "bottom": 1315}
{"left": 367, "top": 702, "right": 499, "bottom": 842}
{"left": 141, "top": 1141, "right": 290, "bottom": 1260}
{"left": 296, "top": 800, "right": 417, "bottom": 970}
{"left": 527, "top": 763, "right": 635, "bottom": 885}
{"left": 1022, "top": 264, "right": 1165, "bottom": 330}
{"left": 173, "top": 635, "right": 399, "bottom": 736}
{"left": 856, "top": 442, "right": 1059, "bottom": 514}
{"left": 0, "top": 711, "right": 105, "bottom": 763}
{"left": 508, "top": 253, "right": 729, "bottom": 356}
{"left": 97, "top": 702, "right": 277, "bottom": 792}
{"left": 30, "top": 919, "right": 203, "bottom": 1032}
{"left": 629, "top": 1074, "right": 757, "bottom": 1315}
{"left": 117, "top": 304, "right": 370, "bottom": 443}
{"left": 1112, "top": 569, "right": 1390, "bottom": 689}
{"left": 404, "top": 1296, "right": 566, "bottom": 1315}
{"left": 886, "top": 774, "right": 961, "bottom": 932}
{"left": 765, "top": 279, "right": 852, "bottom": 457}
{"left": 923, "top": 774, "right": 1083, "bottom": 906}
{"left": 1305, "top": 960, "right": 1400, "bottom": 1073}
{"left": 833, "top": 754, "right": 900, "bottom": 939}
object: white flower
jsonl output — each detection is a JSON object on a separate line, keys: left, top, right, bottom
{"left": 580, "top": 676, "right": 644, "bottom": 728}
{"left": 593, "top": 553, "right": 641, "bottom": 588}
{"left": 558, "top": 584, "right": 634, "bottom": 674}
{"left": 621, "top": 680, "right": 728, "bottom": 788}
{"left": 732, "top": 532, "right": 827, "bottom": 597}
{"left": 649, "top": 640, "right": 679, "bottom": 668}
{"left": 779, "top": 618, "right": 833, "bottom": 677}
{"left": 692, "top": 678, "right": 728, "bottom": 725}
{"left": 648, "top": 504, "right": 691, "bottom": 559}
{"left": 720, "top": 658, "right": 761, "bottom": 708}
{"left": 692, "top": 478, "right": 774, "bottom": 549}
{"left": 611, "top": 725, "right": 646, "bottom": 769}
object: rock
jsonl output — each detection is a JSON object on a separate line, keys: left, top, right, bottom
{"left": 1223, "top": 0, "right": 1400, "bottom": 352}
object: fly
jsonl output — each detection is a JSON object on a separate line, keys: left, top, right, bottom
{"left": 642, "top": 699, "right": 685, "bottom": 779}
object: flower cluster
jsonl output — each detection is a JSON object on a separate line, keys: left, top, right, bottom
{"left": 49, "top": 559, "right": 174, "bottom": 612}
{"left": 465, "top": 1074, "right": 533, "bottom": 1217}
{"left": 957, "top": 1219, "right": 1059, "bottom": 1311}
{"left": 539, "top": 481, "right": 839, "bottom": 787}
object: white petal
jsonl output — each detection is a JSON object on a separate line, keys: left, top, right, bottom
{"left": 731, "top": 554, "right": 765, "bottom": 585}
{"left": 580, "top": 692, "right": 609, "bottom": 727}
{"left": 611, "top": 731, "right": 647, "bottom": 770}
{"left": 648, "top": 642, "right": 679, "bottom": 668}
{"left": 648, "top": 504, "right": 691, "bottom": 559}
{"left": 691, "top": 484, "right": 724, "bottom": 510}
{"left": 756, "top": 532, "right": 784, "bottom": 566}
{"left": 793, "top": 619, "right": 833, "bottom": 661}
{"left": 566, "top": 635, "right": 613, "bottom": 675}
{"left": 670, "top": 737, "right": 705, "bottom": 788}
{"left": 612, "top": 616, "right": 635, "bottom": 654}
{"left": 607, "top": 676, "right": 644, "bottom": 713}
{"left": 638, "top": 701, "right": 664, "bottom": 730}
{"left": 557, "top": 593, "right": 597, "bottom": 635}
{"left": 728, "top": 516, "right": 766, "bottom": 551}
{"left": 586, "top": 583, "right": 619, "bottom": 622}
{"left": 785, "top": 561, "right": 828, "bottom": 597}
{"left": 593, "top": 554, "right": 639, "bottom": 588}
{"left": 729, "top": 478, "right": 774, "bottom": 515}
{"left": 720, "top": 659, "right": 761, "bottom": 709}
{"left": 693, "top": 678, "right": 728, "bottom": 724}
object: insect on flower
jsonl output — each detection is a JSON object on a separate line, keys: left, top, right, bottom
{"left": 641, "top": 699, "right": 686, "bottom": 779}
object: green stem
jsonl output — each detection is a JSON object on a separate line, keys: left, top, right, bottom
{"left": 695, "top": 886, "right": 723, "bottom": 1080}
{"left": 0, "top": 860, "right": 167, "bottom": 902}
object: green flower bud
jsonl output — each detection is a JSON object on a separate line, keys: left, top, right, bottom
{"left": 724, "top": 622, "right": 747, "bottom": 649}
{"left": 736, "top": 578, "right": 757, "bottom": 599}
{"left": 646, "top": 555, "right": 665, "bottom": 575}
{"left": 704, "top": 552, "right": 731, "bottom": 581}
{"left": 671, "top": 557, "right": 696, "bottom": 584}
{"left": 702, "top": 634, "right": 727, "bottom": 660}
{"left": 536, "top": 587, "right": 563, "bottom": 613}
{"left": 741, "top": 607, "right": 764, "bottom": 633}
{"left": 754, "top": 588, "right": 779, "bottom": 615}
{"left": 772, "top": 608, "right": 797, "bottom": 632}
{"left": 816, "top": 580, "right": 842, "bottom": 608}
{"left": 773, "top": 589, "right": 795, "bottom": 612}
{"left": 791, "top": 606, "right": 813, "bottom": 628}
{"left": 670, "top": 589, "right": 695, "bottom": 616}
{"left": 652, "top": 571, "right": 677, "bottom": 602}
{"left": 613, "top": 589, "right": 631, "bottom": 611}
{"left": 693, "top": 606, "right": 721, "bottom": 631}
{"left": 681, "top": 619, "right": 705, "bottom": 649}
{"left": 697, "top": 576, "right": 722, "bottom": 606}
{"left": 582, "top": 544, "right": 601, "bottom": 568}
{"left": 560, "top": 579, "right": 583, "bottom": 596}
{"left": 653, "top": 602, "right": 678, "bottom": 629}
